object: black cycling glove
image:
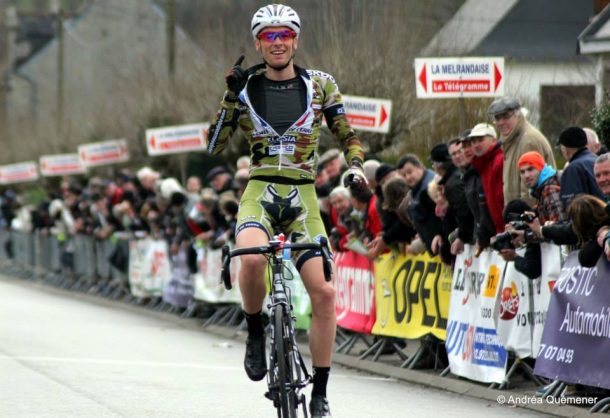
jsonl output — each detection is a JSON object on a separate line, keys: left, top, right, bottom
{"left": 225, "top": 55, "right": 247, "bottom": 97}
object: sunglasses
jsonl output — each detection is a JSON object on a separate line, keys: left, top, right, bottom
{"left": 493, "top": 111, "right": 514, "bottom": 122}
{"left": 257, "top": 29, "right": 297, "bottom": 42}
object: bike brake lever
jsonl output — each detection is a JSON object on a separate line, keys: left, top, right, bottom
{"left": 221, "top": 245, "right": 232, "bottom": 290}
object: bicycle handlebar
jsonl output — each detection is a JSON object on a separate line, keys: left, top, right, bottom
{"left": 221, "top": 237, "right": 333, "bottom": 290}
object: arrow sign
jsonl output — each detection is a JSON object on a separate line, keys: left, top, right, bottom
{"left": 78, "top": 139, "right": 130, "bottom": 167}
{"left": 414, "top": 57, "right": 505, "bottom": 99}
{"left": 342, "top": 95, "right": 393, "bottom": 134}
{"left": 0, "top": 161, "right": 39, "bottom": 185}
{"left": 40, "top": 154, "right": 87, "bottom": 177}
{"left": 145, "top": 123, "right": 210, "bottom": 156}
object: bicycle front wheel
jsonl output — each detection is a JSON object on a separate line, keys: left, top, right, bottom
{"left": 274, "top": 304, "right": 298, "bottom": 418}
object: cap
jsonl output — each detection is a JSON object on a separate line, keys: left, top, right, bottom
{"left": 136, "top": 166, "right": 160, "bottom": 182}
{"left": 468, "top": 123, "right": 497, "bottom": 139}
{"left": 517, "top": 151, "right": 545, "bottom": 171}
{"left": 206, "top": 166, "right": 229, "bottom": 182}
{"left": 557, "top": 127, "right": 587, "bottom": 148}
{"left": 375, "top": 163, "right": 396, "bottom": 184}
{"left": 429, "top": 143, "right": 451, "bottom": 163}
{"left": 318, "top": 148, "right": 341, "bottom": 167}
{"left": 159, "top": 177, "right": 186, "bottom": 200}
{"left": 487, "top": 97, "right": 521, "bottom": 116}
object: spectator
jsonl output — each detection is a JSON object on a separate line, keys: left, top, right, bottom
{"left": 584, "top": 127, "right": 606, "bottom": 156}
{"left": 367, "top": 164, "right": 415, "bottom": 257}
{"left": 517, "top": 151, "right": 564, "bottom": 224}
{"left": 363, "top": 159, "right": 381, "bottom": 193}
{"left": 319, "top": 148, "right": 344, "bottom": 190}
{"left": 328, "top": 186, "right": 352, "bottom": 252}
{"left": 186, "top": 176, "right": 202, "bottom": 195}
{"left": 557, "top": 126, "right": 605, "bottom": 209}
{"left": 431, "top": 142, "right": 474, "bottom": 258}
{"left": 236, "top": 155, "right": 251, "bottom": 171}
{"left": 398, "top": 154, "right": 444, "bottom": 256}
{"left": 206, "top": 166, "right": 235, "bottom": 195}
{"left": 350, "top": 184, "right": 382, "bottom": 247}
{"left": 594, "top": 153, "right": 610, "bottom": 200}
{"left": 235, "top": 168, "right": 250, "bottom": 199}
{"left": 496, "top": 200, "right": 542, "bottom": 279}
{"left": 469, "top": 123, "right": 505, "bottom": 233}
{"left": 567, "top": 195, "right": 610, "bottom": 267}
{"left": 136, "top": 166, "right": 160, "bottom": 200}
{"left": 488, "top": 97, "right": 556, "bottom": 204}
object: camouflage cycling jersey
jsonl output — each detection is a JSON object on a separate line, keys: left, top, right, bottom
{"left": 207, "top": 64, "right": 364, "bottom": 182}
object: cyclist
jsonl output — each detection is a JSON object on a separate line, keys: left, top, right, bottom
{"left": 207, "top": 4, "right": 365, "bottom": 417}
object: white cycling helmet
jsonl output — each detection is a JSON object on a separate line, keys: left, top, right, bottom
{"left": 251, "top": 4, "right": 301, "bottom": 39}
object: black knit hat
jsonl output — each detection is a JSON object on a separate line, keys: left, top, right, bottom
{"left": 557, "top": 127, "right": 587, "bottom": 148}
{"left": 375, "top": 163, "right": 396, "bottom": 184}
{"left": 429, "top": 143, "right": 451, "bottom": 163}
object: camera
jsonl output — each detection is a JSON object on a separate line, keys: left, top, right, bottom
{"left": 491, "top": 212, "right": 536, "bottom": 251}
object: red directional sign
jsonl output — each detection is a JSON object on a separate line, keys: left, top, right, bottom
{"left": 415, "top": 57, "right": 505, "bottom": 98}
{"left": 342, "top": 95, "right": 392, "bottom": 134}
{"left": 146, "top": 123, "right": 209, "bottom": 156}
{"left": 40, "top": 154, "right": 87, "bottom": 177}
{"left": 0, "top": 161, "right": 39, "bottom": 185}
{"left": 78, "top": 139, "right": 130, "bottom": 167}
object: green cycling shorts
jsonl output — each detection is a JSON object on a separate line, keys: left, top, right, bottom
{"left": 236, "top": 179, "right": 329, "bottom": 270}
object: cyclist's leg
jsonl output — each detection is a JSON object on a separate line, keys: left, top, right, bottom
{"left": 234, "top": 179, "right": 273, "bottom": 313}
{"left": 235, "top": 180, "right": 273, "bottom": 382}
{"left": 299, "top": 257, "right": 336, "bottom": 367}
{"left": 235, "top": 227, "right": 268, "bottom": 313}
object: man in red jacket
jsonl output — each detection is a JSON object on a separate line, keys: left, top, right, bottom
{"left": 468, "top": 123, "right": 505, "bottom": 234}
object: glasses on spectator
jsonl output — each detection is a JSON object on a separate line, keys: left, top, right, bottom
{"left": 493, "top": 111, "right": 514, "bottom": 122}
{"left": 257, "top": 29, "right": 297, "bottom": 43}
{"left": 470, "top": 137, "right": 487, "bottom": 143}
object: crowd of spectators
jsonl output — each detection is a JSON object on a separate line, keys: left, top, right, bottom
{"left": 3, "top": 96, "right": 610, "bottom": 278}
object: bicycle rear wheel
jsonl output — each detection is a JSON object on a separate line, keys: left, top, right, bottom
{"left": 274, "top": 304, "right": 298, "bottom": 418}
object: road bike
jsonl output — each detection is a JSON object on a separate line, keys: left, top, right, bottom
{"left": 221, "top": 234, "right": 332, "bottom": 418}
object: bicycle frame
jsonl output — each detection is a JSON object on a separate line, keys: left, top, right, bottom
{"left": 221, "top": 235, "right": 332, "bottom": 418}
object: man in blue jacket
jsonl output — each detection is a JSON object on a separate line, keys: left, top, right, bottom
{"left": 558, "top": 126, "right": 605, "bottom": 210}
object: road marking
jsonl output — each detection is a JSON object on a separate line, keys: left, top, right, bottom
{"left": 0, "top": 355, "right": 242, "bottom": 371}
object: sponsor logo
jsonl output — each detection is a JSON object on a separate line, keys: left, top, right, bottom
{"left": 499, "top": 282, "right": 520, "bottom": 320}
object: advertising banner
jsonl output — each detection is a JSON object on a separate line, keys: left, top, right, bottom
{"left": 534, "top": 252, "right": 610, "bottom": 390}
{"left": 40, "top": 154, "right": 87, "bottom": 177}
{"left": 162, "top": 247, "right": 194, "bottom": 308}
{"left": 146, "top": 123, "right": 209, "bottom": 156}
{"left": 128, "top": 239, "right": 171, "bottom": 297}
{"left": 371, "top": 250, "right": 452, "bottom": 340}
{"left": 79, "top": 139, "right": 129, "bottom": 167}
{"left": 0, "top": 161, "right": 39, "bottom": 185}
{"left": 446, "top": 246, "right": 508, "bottom": 383}
{"left": 335, "top": 251, "right": 376, "bottom": 334}
{"left": 193, "top": 247, "right": 241, "bottom": 304}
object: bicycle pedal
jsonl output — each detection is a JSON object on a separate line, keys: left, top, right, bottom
{"left": 264, "top": 391, "right": 275, "bottom": 401}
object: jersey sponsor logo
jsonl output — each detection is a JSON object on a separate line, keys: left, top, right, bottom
{"left": 268, "top": 135, "right": 297, "bottom": 145}
{"left": 291, "top": 127, "right": 314, "bottom": 135}
{"left": 253, "top": 128, "right": 273, "bottom": 136}
{"left": 269, "top": 144, "right": 296, "bottom": 155}
{"left": 307, "top": 69, "right": 336, "bottom": 84}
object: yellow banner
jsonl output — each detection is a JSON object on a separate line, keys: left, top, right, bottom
{"left": 371, "top": 250, "right": 453, "bottom": 340}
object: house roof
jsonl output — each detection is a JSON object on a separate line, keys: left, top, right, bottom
{"left": 578, "top": 4, "right": 610, "bottom": 54}
{"left": 424, "top": 0, "right": 594, "bottom": 62}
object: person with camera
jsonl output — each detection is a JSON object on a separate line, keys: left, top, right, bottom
{"left": 517, "top": 151, "right": 564, "bottom": 224}
{"left": 494, "top": 200, "right": 542, "bottom": 279}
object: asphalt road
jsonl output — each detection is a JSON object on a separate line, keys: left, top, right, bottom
{"left": 0, "top": 275, "right": 547, "bottom": 418}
